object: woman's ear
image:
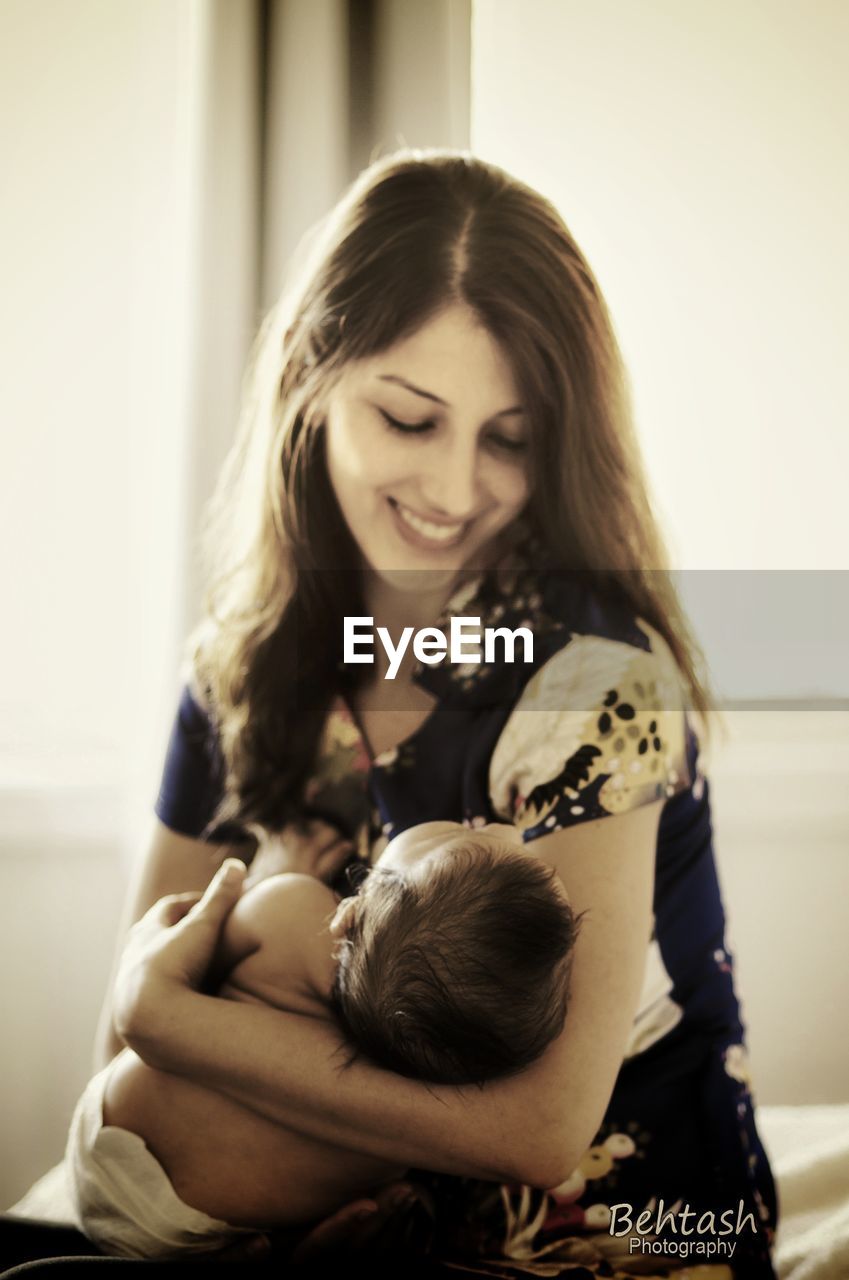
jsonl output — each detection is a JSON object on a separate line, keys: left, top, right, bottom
{"left": 329, "top": 895, "right": 359, "bottom": 937}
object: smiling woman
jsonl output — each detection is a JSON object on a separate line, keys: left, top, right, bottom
{"left": 9, "top": 150, "right": 777, "bottom": 1278}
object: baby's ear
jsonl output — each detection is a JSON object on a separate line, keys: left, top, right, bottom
{"left": 329, "top": 895, "right": 359, "bottom": 937}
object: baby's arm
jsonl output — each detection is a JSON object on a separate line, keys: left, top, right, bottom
{"left": 208, "top": 873, "right": 340, "bottom": 1017}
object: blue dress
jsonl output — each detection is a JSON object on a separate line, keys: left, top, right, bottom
{"left": 154, "top": 567, "right": 778, "bottom": 1279}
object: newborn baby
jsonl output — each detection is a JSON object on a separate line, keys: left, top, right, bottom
{"left": 66, "top": 821, "right": 579, "bottom": 1258}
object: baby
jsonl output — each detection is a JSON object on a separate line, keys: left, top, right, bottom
{"left": 65, "top": 821, "right": 579, "bottom": 1258}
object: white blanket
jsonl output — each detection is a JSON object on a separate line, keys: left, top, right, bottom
{"left": 758, "top": 1104, "right": 849, "bottom": 1280}
{"left": 7, "top": 1160, "right": 76, "bottom": 1226}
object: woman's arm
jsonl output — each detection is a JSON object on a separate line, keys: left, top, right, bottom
{"left": 116, "top": 800, "right": 661, "bottom": 1189}
{"left": 92, "top": 818, "right": 247, "bottom": 1071}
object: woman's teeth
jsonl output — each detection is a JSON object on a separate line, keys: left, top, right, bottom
{"left": 394, "top": 501, "right": 466, "bottom": 544}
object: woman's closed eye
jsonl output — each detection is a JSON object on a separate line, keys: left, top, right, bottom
{"left": 378, "top": 408, "right": 527, "bottom": 456}
{"left": 488, "top": 431, "right": 527, "bottom": 455}
{"left": 379, "top": 408, "right": 435, "bottom": 435}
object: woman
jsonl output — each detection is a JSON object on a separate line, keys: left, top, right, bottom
{"left": 71, "top": 151, "right": 779, "bottom": 1276}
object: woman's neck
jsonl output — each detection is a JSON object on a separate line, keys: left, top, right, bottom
{"left": 363, "top": 573, "right": 457, "bottom": 636}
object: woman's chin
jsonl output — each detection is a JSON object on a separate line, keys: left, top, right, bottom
{"left": 359, "top": 527, "right": 510, "bottom": 610}
{"left": 369, "top": 563, "right": 460, "bottom": 601}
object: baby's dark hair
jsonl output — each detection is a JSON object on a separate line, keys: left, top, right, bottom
{"left": 329, "top": 837, "right": 582, "bottom": 1087}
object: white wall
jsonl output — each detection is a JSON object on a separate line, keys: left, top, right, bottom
{"left": 0, "top": 0, "right": 259, "bottom": 1207}
{"left": 472, "top": 0, "right": 849, "bottom": 1103}
{"left": 471, "top": 0, "right": 849, "bottom": 573}
{"left": 1, "top": 0, "right": 143, "bottom": 777}
{"left": 1, "top": 800, "right": 125, "bottom": 1207}
{"left": 707, "top": 711, "right": 849, "bottom": 1105}
{"left": 0, "top": 0, "right": 190, "bottom": 1209}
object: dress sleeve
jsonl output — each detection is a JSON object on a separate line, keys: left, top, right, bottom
{"left": 154, "top": 683, "right": 244, "bottom": 843}
{"left": 489, "top": 619, "right": 692, "bottom": 842}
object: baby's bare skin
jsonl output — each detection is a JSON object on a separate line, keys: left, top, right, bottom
{"left": 102, "top": 820, "right": 527, "bottom": 1229}
{"left": 103, "top": 872, "right": 406, "bottom": 1228}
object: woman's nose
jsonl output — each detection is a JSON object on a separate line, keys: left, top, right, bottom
{"left": 420, "top": 436, "right": 480, "bottom": 517}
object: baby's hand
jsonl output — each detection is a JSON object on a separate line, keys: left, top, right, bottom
{"left": 245, "top": 819, "right": 354, "bottom": 889}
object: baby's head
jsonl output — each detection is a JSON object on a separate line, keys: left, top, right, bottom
{"left": 328, "top": 822, "right": 581, "bottom": 1087}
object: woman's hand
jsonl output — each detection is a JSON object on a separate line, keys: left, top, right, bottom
{"left": 112, "top": 858, "right": 247, "bottom": 1047}
{"left": 245, "top": 819, "right": 354, "bottom": 889}
{"left": 210, "top": 1183, "right": 432, "bottom": 1265}
{"left": 288, "top": 1181, "right": 434, "bottom": 1264}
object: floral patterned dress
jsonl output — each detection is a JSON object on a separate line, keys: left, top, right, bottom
{"left": 154, "top": 567, "right": 778, "bottom": 1279}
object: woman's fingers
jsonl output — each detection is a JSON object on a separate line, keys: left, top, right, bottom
{"left": 166, "top": 859, "right": 247, "bottom": 985}
{"left": 214, "top": 1232, "right": 272, "bottom": 1262}
{"left": 120, "top": 862, "right": 247, "bottom": 999}
{"left": 144, "top": 862, "right": 245, "bottom": 933}
{"left": 189, "top": 858, "right": 247, "bottom": 921}
{"left": 288, "top": 1182, "right": 423, "bottom": 1262}
{"left": 288, "top": 1199, "right": 380, "bottom": 1263}
{"left": 152, "top": 892, "right": 202, "bottom": 927}
{"left": 113, "top": 860, "right": 249, "bottom": 1048}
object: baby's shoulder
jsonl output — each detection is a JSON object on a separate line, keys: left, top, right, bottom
{"left": 239, "top": 871, "right": 338, "bottom": 922}
{"left": 227, "top": 874, "right": 340, "bottom": 1007}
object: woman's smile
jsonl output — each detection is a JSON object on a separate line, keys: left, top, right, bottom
{"left": 388, "top": 497, "right": 472, "bottom": 551}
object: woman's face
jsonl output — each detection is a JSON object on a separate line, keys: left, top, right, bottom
{"left": 322, "top": 303, "right": 530, "bottom": 598}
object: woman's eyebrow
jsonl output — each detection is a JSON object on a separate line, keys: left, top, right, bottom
{"left": 377, "top": 373, "right": 523, "bottom": 418}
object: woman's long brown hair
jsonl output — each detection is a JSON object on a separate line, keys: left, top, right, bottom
{"left": 185, "top": 149, "right": 713, "bottom": 839}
